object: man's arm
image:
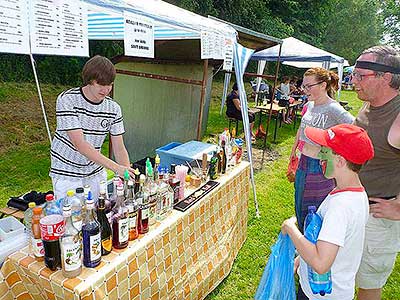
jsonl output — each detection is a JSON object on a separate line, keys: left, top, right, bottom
{"left": 282, "top": 217, "right": 339, "bottom": 274}
{"left": 110, "top": 134, "right": 131, "bottom": 168}
{"left": 369, "top": 111, "right": 400, "bottom": 220}
{"left": 388, "top": 111, "right": 400, "bottom": 149}
{"left": 67, "top": 129, "right": 135, "bottom": 177}
{"left": 232, "top": 98, "right": 241, "bottom": 111}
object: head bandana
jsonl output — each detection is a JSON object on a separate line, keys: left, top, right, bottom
{"left": 355, "top": 61, "right": 400, "bottom": 74}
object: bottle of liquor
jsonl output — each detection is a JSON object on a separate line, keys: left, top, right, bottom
{"left": 97, "top": 193, "right": 112, "bottom": 255}
{"left": 99, "top": 181, "right": 113, "bottom": 226}
{"left": 125, "top": 180, "right": 139, "bottom": 241}
{"left": 134, "top": 168, "right": 140, "bottom": 194}
{"left": 154, "top": 154, "right": 161, "bottom": 181}
{"left": 123, "top": 169, "right": 130, "bottom": 198}
{"left": 145, "top": 159, "right": 158, "bottom": 226}
{"left": 109, "top": 174, "right": 120, "bottom": 209}
{"left": 221, "top": 141, "right": 227, "bottom": 174}
{"left": 157, "top": 172, "right": 174, "bottom": 220}
{"left": 60, "top": 203, "right": 82, "bottom": 277}
{"left": 137, "top": 174, "right": 150, "bottom": 234}
{"left": 169, "top": 165, "right": 181, "bottom": 204}
{"left": 82, "top": 192, "right": 101, "bottom": 268}
{"left": 75, "top": 187, "right": 86, "bottom": 221}
{"left": 31, "top": 207, "right": 44, "bottom": 260}
{"left": 209, "top": 151, "right": 219, "bottom": 180}
{"left": 112, "top": 183, "right": 129, "bottom": 249}
{"left": 65, "top": 190, "right": 83, "bottom": 231}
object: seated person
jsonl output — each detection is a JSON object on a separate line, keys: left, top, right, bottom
{"left": 226, "top": 83, "right": 256, "bottom": 140}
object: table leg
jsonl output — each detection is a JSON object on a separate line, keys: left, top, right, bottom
{"left": 274, "top": 114, "right": 278, "bottom": 142}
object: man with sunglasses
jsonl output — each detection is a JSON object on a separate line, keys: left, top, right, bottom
{"left": 352, "top": 45, "right": 400, "bottom": 300}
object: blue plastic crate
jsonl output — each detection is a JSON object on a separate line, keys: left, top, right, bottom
{"left": 156, "top": 141, "right": 217, "bottom": 170}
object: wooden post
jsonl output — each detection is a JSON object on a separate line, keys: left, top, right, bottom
{"left": 197, "top": 59, "right": 209, "bottom": 140}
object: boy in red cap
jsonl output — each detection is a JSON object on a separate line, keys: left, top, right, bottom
{"left": 281, "top": 124, "right": 374, "bottom": 300}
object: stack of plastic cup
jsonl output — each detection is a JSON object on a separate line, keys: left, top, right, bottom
{"left": 175, "top": 165, "right": 188, "bottom": 200}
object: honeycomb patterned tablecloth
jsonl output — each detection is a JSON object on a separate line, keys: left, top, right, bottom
{"left": 0, "top": 162, "right": 250, "bottom": 300}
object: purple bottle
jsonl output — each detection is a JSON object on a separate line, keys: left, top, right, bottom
{"left": 82, "top": 192, "right": 101, "bottom": 268}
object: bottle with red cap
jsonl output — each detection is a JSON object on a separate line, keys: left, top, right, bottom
{"left": 44, "top": 194, "right": 62, "bottom": 216}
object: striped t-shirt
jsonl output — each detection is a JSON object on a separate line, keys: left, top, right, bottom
{"left": 49, "top": 87, "right": 125, "bottom": 180}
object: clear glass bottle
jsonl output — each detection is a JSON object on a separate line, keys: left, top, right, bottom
{"left": 125, "top": 180, "right": 139, "bottom": 241}
{"left": 60, "top": 203, "right": 82, "bottom": 277}
{"left": 82, "top": 192, "right": 101, "bottom": 268}
{"left": 75, "top": 187, "right": 86, "bottom": 221}
{"left": 112, "top": 183, "right": 129, "bottom": 249}
{"left": 146, "top": 164, "right": 158, "bottom": 226}
{"left": 137, "top": 174, "right": 150, "bottom": 234}
{"left": 97, "top": 194, "right": 112, "bottom": 256}
{"left": 157, "top": 172, "right": 173, "bottom": 220}
{"left": 65, "top": 190, "right": 83, "bottom": 231}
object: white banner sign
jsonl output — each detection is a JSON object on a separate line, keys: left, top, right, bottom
{"left": 124, "top": 11, "right": 154, "bottom": 58}
{"left": 212, "top": 34, "right": 225, "bottom": 60}
{"left": 223, "top": 37, "right": 234, "bottom": 71}
{"left": 30, "top": 0, "right": 88, "bottom": 57}
{"left": 0, "top": 0, "right": 30, "bottom": 54}
{"left": 201, "top": 31, "right": 214, "bottom": 59}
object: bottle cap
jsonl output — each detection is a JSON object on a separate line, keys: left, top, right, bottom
{"left": 155, "top": 154, "right": 160, "bottom": 164}
{"left": 63, "top": 204, "right": 72, "bottom": 217}
{"left": 33, "top": 207, "right": 42, "bottom": 214}
{"left": 45, "top": 194, "right": 54, "bottom": 202}
{"left": 128, "top": 180, "right": 134, "bottom": 186}
{"left": 76, "top": 187, "right": 84, "bottom": 194}
{"left": 28, "top": 202, "right": 36, "bottom": 209}
{"left": 308, "top": 205, "right": 316, "bottom": 212}
{"left": 139, "top": 174, "right": 146, "bottom": 183}
{"left": 66, "top": 190, "right": 75, "bottom": 197}
{"left": 124, "top": 169, "right": 130, "bottom": 180}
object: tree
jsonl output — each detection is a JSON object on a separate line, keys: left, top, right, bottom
{"left": 321, "top": 0, "right": 384, "bottom": 63}
{"left": 380, "top": 0, "right": 400, "bottom": 47}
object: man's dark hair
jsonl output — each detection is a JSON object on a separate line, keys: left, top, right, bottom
{"left": 232, "top": 82, "right": 238, "bottom": 91}
{"left": 82, "top": 55, "right": 116, "bottom": 86}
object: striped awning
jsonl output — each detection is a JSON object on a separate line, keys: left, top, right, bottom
{"left": 88, "top": 11, "right": 199, "bottom": 40}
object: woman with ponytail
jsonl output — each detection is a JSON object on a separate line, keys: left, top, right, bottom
{"left": 288, "top": 67, "right": 354, "bottom": 232}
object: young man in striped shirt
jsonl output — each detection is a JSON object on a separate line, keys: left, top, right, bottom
{"left": 50, "top": 55, "right": 135, "bottom": 200}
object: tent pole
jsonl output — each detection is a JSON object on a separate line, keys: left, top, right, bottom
{"left": 263, "top": 43, "right": 282, "bottom": 149}
{"left": 29, "top": 54, "right": 52, "bottom": 145}
{"left": 197, "top": 59, "right": 209, "bottom": 140}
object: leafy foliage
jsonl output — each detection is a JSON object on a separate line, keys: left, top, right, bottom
{"left": 380, "top": 0, "right": 400, "bottom": 47}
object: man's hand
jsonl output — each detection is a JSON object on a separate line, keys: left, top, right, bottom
{"left": 115, "top": 164, "right": 136, "bottom": 180}
{"left": 281, "top": 216, "right": 298, "bottom": 234}
{"left": 370, "top": 197, "right": 400, "bottom": 220}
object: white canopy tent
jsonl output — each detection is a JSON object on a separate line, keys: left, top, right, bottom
{"left": 249, "top": 37, "right": 349, "bottom": 103}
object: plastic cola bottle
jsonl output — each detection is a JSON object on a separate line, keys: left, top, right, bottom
{"left": 304, "top": 205, "right": 332, "bottom": 296}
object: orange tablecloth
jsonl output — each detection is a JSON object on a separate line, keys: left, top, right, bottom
{"left": 0, "top": 162, "right": 250, "bottom": 300}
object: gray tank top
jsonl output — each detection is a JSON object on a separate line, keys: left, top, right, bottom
{"left": 355, "top": 95, "right": 400, "bottom": 198}
{"left": 299, "top": 100, "right": 354, "bottom": 146}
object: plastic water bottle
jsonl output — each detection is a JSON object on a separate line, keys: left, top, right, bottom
{"left": 44, "top": 194, "right": 62, "bottom": 216}
{"left": 304, "top": 205, "right": 332, "bottom": 296}
{"left": 24, "top": 202, "right": 36, "bottom": 250}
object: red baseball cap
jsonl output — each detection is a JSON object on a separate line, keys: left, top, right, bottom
{"left": 305, "top": 124, "right": 374, "bottom": 164}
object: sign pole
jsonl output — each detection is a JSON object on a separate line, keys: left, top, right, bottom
{"left": 30, "top": 53, "right": 52, "bottom": 145}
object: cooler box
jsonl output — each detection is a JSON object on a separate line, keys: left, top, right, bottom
{"left": 156, "top": 141, "right": 217, "bottom": 169}
{"left": 0, "top": 216, "right": 25, "bottom": 241}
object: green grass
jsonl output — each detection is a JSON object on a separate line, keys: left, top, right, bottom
{"left": 0, "top": 81, "right": 398, "bottom": 299}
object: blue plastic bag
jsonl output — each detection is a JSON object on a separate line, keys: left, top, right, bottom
{"left": 255, "top": 232, "right": 296, "bottom": 300}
